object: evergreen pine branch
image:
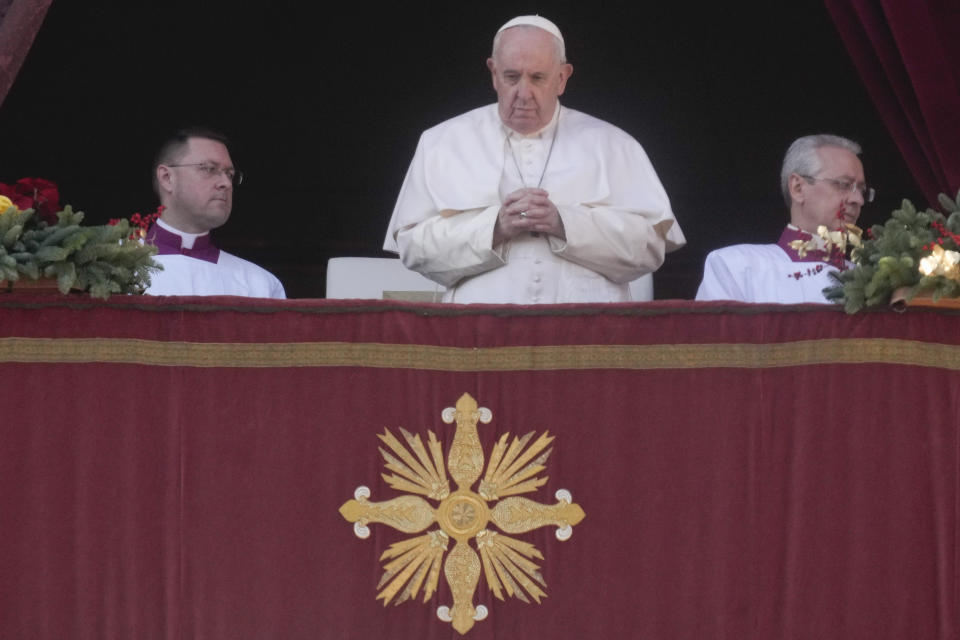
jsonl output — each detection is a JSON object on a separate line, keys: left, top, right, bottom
{"left": 1, "top": 201, "right": 160, "bottom": 297}
{"left": 825, "top": 191, "right": 960, "bottom": 313}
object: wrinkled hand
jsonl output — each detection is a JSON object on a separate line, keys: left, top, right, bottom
{"left": 493, "top": 188, "right": 566, "bottom": 245}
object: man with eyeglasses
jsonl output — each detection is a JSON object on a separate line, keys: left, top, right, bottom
{"left": 696, "top": 134, "right": 872, "bottom": 304}
{"left": 144, "top": 127, "right": 285, "bottom": 298}
{"left": 383, "top": 15, "right": 685, "bottom": 303}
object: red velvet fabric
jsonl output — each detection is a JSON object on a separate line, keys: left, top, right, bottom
{"left": 0, "top": 296, "right": 958, "bottom": 639}
{"left": 0, "top": 0, "right": 52, "bottom": 109}
{"left": 825, "top": 0, "right": 960, "bottom": 204}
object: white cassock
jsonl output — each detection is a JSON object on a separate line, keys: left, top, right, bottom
{"left": 384, "top": 104, "right": 685, "bottom": 304}
{"left": 695, "top": 225, "right": 847, "bottom": 304}
{"left": 144, "top": 220, "right": 286, "bottom": 299}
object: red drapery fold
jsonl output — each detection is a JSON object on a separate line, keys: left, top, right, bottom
{"left": 825, "top": 0, "right": 960, "bottom": 205}
{"left": 0, "top": 0, "right": 52, "bottom": 109}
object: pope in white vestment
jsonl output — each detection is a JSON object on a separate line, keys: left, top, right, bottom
{"left": 383, "top": 16, "right": 684, "bottom": 304}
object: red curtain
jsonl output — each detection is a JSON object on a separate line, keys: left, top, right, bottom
{"left": 0, "top": 0, "right": 51, "bottom": 109}
{"left": 1, "top": 296, "right": 959, "bottom": 639}
{"left": 825, "top": 0, "right": 960, "bottom": 205}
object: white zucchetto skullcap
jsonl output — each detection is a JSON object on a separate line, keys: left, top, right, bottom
{"left": 496, "top": 15, "right": 564, "bottom": 45}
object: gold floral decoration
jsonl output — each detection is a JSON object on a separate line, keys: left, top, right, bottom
{"left": 787, "top": 221, "right": 862, "bottom": 265}
{"left": 339, "top": 393, "right": 586, "bottom": 635}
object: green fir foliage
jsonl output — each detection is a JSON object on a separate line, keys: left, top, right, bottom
{"left": 824, "top": 190, "right": 960, "bottom": 313}
{"left": 0, "top": 205, "right": 160, "bottom": 298}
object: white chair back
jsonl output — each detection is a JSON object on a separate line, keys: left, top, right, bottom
{"left": 327, "top": 257, "right": 652, "bottom": 302}
{"left": 326, "top": 257, "right": 444, "bottom": 301}
{"left": 628, "top": 273, "right": 654, "bottom": 301}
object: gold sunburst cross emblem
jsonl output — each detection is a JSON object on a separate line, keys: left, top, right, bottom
{"left": 338, "top": 393, "right": 586, "bottom": 635}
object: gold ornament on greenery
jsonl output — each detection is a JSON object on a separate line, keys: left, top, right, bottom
{"left": 824, "top": 190, "right": 960, "bottom": 313}
{"left": 0, "top": 178, "right": 160, "bottom": 298}
{"left": 819, "top": 221, "right": 863, "bottom": 263}
{"left": 918, "top": 244, "right": 960, "bottom": 281}
{"left": 788, "top": 206, "right": 863, "bottom": 268}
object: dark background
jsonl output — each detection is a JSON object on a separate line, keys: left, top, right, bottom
{"left": 0, "top": 2, "right": 923, "bottom": 299}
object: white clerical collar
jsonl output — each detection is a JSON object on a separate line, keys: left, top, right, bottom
{"left": 156, "top": 217, "right": 208, "bottom": 250}
{"left": 502, "top": 102, "right": 562, "bottom": 139}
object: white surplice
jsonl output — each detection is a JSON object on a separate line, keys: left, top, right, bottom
{"left": 145, "top": 220, "right": 285, "bottom": 299}
{"left": 696, "top": 226, "right": 848, "bottom": 304}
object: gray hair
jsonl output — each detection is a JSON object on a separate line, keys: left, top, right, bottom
{"left": 492, "top": 25, "right": 567, "bottom": 64}
{"left": 780, "top": 134, "right": 862, "bottom": 206}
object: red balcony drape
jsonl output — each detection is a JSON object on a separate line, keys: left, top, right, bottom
{"left": 1, "top": 296, "right": 958, "bottom": 639}
{"left": 825, "top": 0, "right": 960, "bottom": 204}
{"left": 0, "top": 0, "right": 52, "bottom": 109}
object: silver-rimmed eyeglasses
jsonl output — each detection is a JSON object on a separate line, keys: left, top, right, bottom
{"left": 166, "top": 162, "right": 243, "bottom": 186}
{"left": 799, "top": 174, "right": 874, "bottom": 203}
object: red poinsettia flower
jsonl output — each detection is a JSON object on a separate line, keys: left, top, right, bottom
{"left": 0, "top": 182, "right": 29, "bottom": 210}
{"left": 0, "top": 177, "right": 60, "bottom": 225}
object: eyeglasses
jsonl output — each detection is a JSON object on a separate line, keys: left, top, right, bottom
{"left": 166, "top": 162, "right": 244, "bottom": 186}
{"left": 799, "top": 174, "right": 874, "bottom": 203}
